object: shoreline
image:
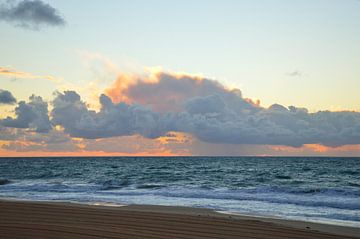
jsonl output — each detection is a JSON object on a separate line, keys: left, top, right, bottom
{"left": 0, "top": 199, "right": 359, "bottom": 238}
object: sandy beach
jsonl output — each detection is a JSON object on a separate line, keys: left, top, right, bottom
{"left": 0, "top": 200, "right": 359, "bottom": 239}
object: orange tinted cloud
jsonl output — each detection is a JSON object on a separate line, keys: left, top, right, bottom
{"left": 305, "top": 144, "right": 329, "bottom": 153}
{"left": 0, "top": 67, "right": 61, "bottom": 83}
{"left": 105, "top": 70, "right": 231, "bottom": 112}
{"left": 157, "top": 132, "right": 191, "bottom": 145}
{"left": 0, "top": 138, "right": 179, "bottom": 157}
{"left": 0, "top": 150, "right": 177, "bottom": 157}
{"left": 270, "top": 144, "right": 360, "bottom": 156}
{"left": 105, "top": 73, "right": 140, "bottom": 104}
{"left": 1, "top": 136, "right": 360, "bottom": 157}
{"left": 0, "top": 132, "right": 186, "bottom": 157}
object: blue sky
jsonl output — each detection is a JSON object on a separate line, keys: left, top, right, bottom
{"left": 1, "top": 0, "right": 359, "bottom": 110}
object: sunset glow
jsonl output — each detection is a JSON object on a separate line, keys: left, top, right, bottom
{"left": 1, "top": 0, "right": 359, "bottom": 157}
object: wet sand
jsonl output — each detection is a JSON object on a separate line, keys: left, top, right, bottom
{"left": 0, "top": 200, "right": 359, "bottom": 239}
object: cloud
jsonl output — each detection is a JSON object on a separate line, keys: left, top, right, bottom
{"left": 0, "top": 89, "right": 16, "bottom": 104}
{"left": 0, "top": 126, "right": 20, "bottom": 141}
{"left": 106, "top": 72, "right": 254, "bottom": 112}
{"left": 1, "top": 95, "right": 52, "bottom": 133}
{"left": 49, "top": 71, "right": 360, "bottom": 148}
{"left": 1, "top": 71, "right": 359, "bottom": 149}
{"left": 0, "top": 67, "right": 61, "bottom": 83}
{"left": 178, "top": 100, "right": 360, "bottom": 147}
{"left": 51, "top": 91, "right": 166, "bottom": 139}
{"left": 0, "top": 0, "right": 65, "bottom": 29}
{"left": 287, "top": 71, "right": 303, "bottom": 77}
{"left": 82, "top": 135, "right": 174, "bottom": 155}
{"left": 1, "top": 129, "right": 80, "bottom": 152}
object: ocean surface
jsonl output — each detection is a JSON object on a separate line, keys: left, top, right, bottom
{"left": 0, "top": 157, "right": 359, "bottom": 227}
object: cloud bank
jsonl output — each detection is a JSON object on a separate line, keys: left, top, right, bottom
{"left": 0, "top": 0, "right": 65, "bottom": 29}
{"left": 51, "top": 72, "right": 360, "bottom": 147}
{"left": 1, "top": 72, "right": 360, "bottom": 148}
{"left": 0, "top": 89, "right": 16, "bottom": 104}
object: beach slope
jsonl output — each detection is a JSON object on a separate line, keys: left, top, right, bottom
{"left": 0, "top": 200, "right": 358, "bottom": 239}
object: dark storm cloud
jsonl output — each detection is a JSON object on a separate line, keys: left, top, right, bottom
{"left": 49, "top": 73, "right": 360, "bottom": 147}
{"left": 0, "top": 0, "right": 65, "bottom": 29}
{"left": 0, "top": 89, "right": 16, "bottom": 104}
{"left": 1, "top": 95, "right": 52, "bottom": 132}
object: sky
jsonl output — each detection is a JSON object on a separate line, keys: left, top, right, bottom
{"left": 0, "top": 0, "right": 360, "bottom": 156}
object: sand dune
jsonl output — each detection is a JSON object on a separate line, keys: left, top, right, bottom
{"left": 0, "top": 200, "right": 358, "bottom": 239}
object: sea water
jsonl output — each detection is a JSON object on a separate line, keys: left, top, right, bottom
{"left": 0, "top": 157, "right": 359, "bottom": 227}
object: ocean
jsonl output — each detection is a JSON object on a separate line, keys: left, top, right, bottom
{"left": 0, "top": 157, "right": 359, "bottom": 227}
